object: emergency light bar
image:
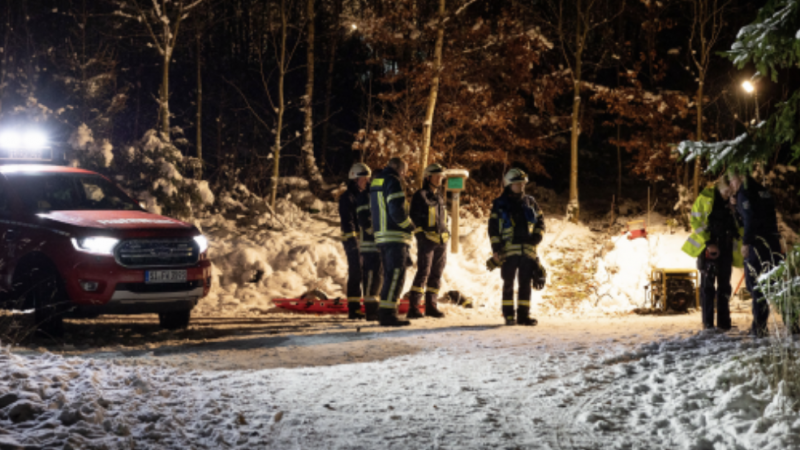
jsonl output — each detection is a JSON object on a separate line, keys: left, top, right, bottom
{"left": 0, "top": 129, "right": 53, "bottom": 161}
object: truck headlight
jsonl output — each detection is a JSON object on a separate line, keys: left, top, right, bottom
{"left": 193, "top": 235, "right": 209, "bottom": 254}
{"left": 71, "top": 237, "right": 120, "bottom": 256}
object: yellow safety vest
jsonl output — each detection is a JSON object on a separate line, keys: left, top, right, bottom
{"left": 681, "top": 187, "right": 744, "bottom": 268}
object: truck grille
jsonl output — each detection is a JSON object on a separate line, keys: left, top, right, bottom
{"left": 116, "top": 280, "right": 203, "bottom": 293}
{"left": 115, "top": 239, "right": 199, "bottom": 268}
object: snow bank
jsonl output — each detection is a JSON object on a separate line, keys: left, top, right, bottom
{"left": 195, "top": 203, "right": 708, "bottom": 318}
{"left": 593, "top": 231, "right": 697, "bottom": 311}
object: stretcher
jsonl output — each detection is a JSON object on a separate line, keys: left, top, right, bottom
{"left": 272, "top": 297, "right": 423, "bottom": 315}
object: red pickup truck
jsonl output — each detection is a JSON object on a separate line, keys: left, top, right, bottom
{"left": 0, "top": 164, "right": 211, "bottom": 334}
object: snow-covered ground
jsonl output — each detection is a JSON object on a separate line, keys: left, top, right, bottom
{"left": 3, "top": 196, "right": 796, "bottom": 448}
{"left": 2, "top": 315, "right": 799, "bottom": 449}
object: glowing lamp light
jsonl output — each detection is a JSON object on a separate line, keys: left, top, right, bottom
{"left": 351, "top": 23, "right": 358, "bottom": 30}
{"left": 742, "top": 80, "right": 755, "bottom": 94}
{"left": 0, "top": 129, "right": 49, "bottom": 150}
{"left": 71, "top": 237, "right": 120, "bottom": 256}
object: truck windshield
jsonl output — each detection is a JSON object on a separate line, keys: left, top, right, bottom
{"left": 7, "top": 172, "right": 141, "bottom": 212}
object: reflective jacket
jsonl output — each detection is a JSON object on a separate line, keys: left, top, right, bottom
{"left": 682, "top": 187, "right": 744, "bottom": 268}
{"left": 338, "top": 181, "right": 361, "bottom": 246}
{"left": 410, "top": 179, "right": 449, "bottom": 244}
{"left": 488, "top": 188, "right": 544, "bottom": 257}
{"left": 370, "top": 166, "right": 415, "bottom": 245}
{"left": 735, "top": 176, "right": 780, "bottom": 247}
{"left": 356, "top": 190, "right": 378, "bottom": 253}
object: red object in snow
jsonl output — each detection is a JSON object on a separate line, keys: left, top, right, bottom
{"left": 273, "top": 297, "right": 424, "bottom": 315}
{"left": 628, "top": 229, "right": 647, "bottom": 240}
{"left": 626, "top": 219, "right": 647, "bottom": 240}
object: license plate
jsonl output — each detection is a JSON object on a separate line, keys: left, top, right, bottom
{"left": 146, "top": 270, "right": 187, "bottom": 284}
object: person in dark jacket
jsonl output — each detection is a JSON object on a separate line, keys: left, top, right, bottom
{"left": 729, "top": 171, "right": 785, "bottom": 337}
{"left": 339, "top": 163, "right": 372, "bottom": 320}
{"left": 370, "top": 157, "right": 416, "bottom": 327}
{"left": 488, "top": 168, "right": 545, "bottom": 326}
{"left": 697, "top": 178, "right": 742, "bottom": 331}
{"left": 408, "top": 163, "right": 449, "bottom": 319}
{"left": 356, "top": 176, "right": 381, "bottom": 321}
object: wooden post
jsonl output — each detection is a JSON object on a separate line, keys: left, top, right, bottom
{"left": 451, "top": 192, "right": 460, "bottom": 254}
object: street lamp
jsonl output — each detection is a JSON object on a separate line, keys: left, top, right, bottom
{"left": 741, "top": 80, "right": 760, "bottom": 123}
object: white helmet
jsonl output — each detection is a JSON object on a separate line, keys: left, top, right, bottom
{"left": 348, "top": 162, "right": 372, "bottom": 180}
{"left": 503, "top": 168, "right": 528, "bottom": 187}
{"left": 423, "top": 163, "right": 445, "bottom": 178}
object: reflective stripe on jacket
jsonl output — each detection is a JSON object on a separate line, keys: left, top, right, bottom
{"left": 682, "top": 186, "right": 744, "bottom": 268}
{"left": 410, "top": 180, "right": 450, "bottom": 244}
{"left": 338, "top": 181, "right": 361, "bottom": 243}
{"left": 370, "top": 167, "right": 415, "bottom": 245}
{"left": 356, "top": 190, "right": 378, "bottom": 253}
{"left": 488, "top": 188, "right": 544, "bottom": 256}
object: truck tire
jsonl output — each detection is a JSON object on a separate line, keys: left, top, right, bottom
{"left": 25, "top": 267, "right": 68, "bottom": 337}
{"left": 159, "top": 310, "right": 191, "bottom": 330}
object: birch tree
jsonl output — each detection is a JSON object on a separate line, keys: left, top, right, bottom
{"left": 417, "top": 0, "right": 446, "bottom": 189}
{"left": 301, "top": 0, "right": 336, "bottom": 199}
{"left": 547, "top": 0, "right": 625, "bottom": 222}
{"left": 687, "top": 0, "right": 731, "bottom": 198}
{"left": 113, "top": 0, "right": 206, "bottom": 141}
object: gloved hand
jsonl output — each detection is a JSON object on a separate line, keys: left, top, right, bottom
{"left": 706, "top": 244, "right": 719, "bottom": 260}
{"left": 532, "top": 258, "right": 547, "bottom": 290}
{"left": 531, "top": 233, "right": 543, "bottom": 246}
{"left": 343, "top": 239, "right": 359, "bottom": 254}
{"left": 406, "top": 253, "right": 414, "bottom": 268}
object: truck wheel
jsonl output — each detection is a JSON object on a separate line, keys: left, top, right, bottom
{"left": 26, "top": 268, "right": 68, "bottom": 337}
{"left": 159, "top": 310, "right": 191, "bottom": 330}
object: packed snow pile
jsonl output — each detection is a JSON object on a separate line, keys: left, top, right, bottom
{"left": 593, "top": 231, "right": 697, "bottom": 311}
{"left": 194, "top": 198, "right": 702, "bottom": 318}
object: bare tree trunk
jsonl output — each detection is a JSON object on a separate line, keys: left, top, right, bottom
{"left": 161, "top": 51, "right": 171, "bottom": 140}
{"left": 195, "top": 18, "right": 203, "bottom": 179}
{"left": 417, "top": 0, "right": 446, "bottom": 189}
{"left": 301, "top": 0, "right": 334, "bottom": 199}
{"left": 0, "top": 3, "right": 8, "bottom": 116}
{"left": 616, "top": 125, "right": 622, "bottom": 201}
{"left": 568, "top": 14, "right": 583, "bottom": 223}
{"left": 694, "top": 80, "right": 703, "bottom": 197}
{"left": 271, "top": 0, "right": 288, "bottom": 209}
{"left": 321, "top": 0, "right": 343, "bottom": 169}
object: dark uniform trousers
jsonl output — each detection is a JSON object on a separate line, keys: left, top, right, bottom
{"left": 699, "top": 236, "right": 733, "bottom": 329}
{"left": 410, "top": 237, "right": 447, "bottom": 305}
{"left": 501, "top": 254, "right": 536, "bottom": 319}
{"left": 379, "top": 244, "right": 409, "bottom": 310}
{"left": 344, "top": 243, "right": 363, "bottom": 303}
{"left": 745, "top": 235, "right": 784, "bottom": 333}
{"left": 362, "top": 251, "right": 383, "bottom": 303}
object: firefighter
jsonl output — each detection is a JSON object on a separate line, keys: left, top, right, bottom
{"left": 728, "top": 170, "right": 787, "bottom": 337}
{"left": 681, "top": 178, "right": 743, "bottom": 331}
{"left": 407, "top": 163, "right": 449, "bottom": 319}
{"left": 356, "top": 167, "right": 382, "bottom": 321}
{"left": 488, "top": 168, "right": 546, "bottom": 326}
{"left": 370, "top": 157, "right": 416, "bottom": 327}
{"left": 339, "top": 163, "right": 372, "bottom": 319}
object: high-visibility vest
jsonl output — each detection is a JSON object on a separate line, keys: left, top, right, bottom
{"left": 681, "top": 187, "right": 744, "bottom": 268}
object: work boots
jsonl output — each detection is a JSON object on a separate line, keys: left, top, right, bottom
{"left": 348, "top": 302, "right": 365, "bottom": 320}
{"left": 517, "top": 307, "right": 538, "bottom": 326}
{"left": 425, "top": 293, "right": 445, "bottom": 319}
{"left": 503, "top": 304, "right": 515, "bottom": 326}
{"left": 406, "top": 294, "right": 424, "bottom": 319}
{"left": 378, "top": 308, "right": 411, "bottom": 327}
{"left": 364, "top": 301, "right": 380, "bottom": 321}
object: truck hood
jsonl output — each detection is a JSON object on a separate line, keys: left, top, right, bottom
{"left": 38, "top": 210, "right": 194, "bottom": 230}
